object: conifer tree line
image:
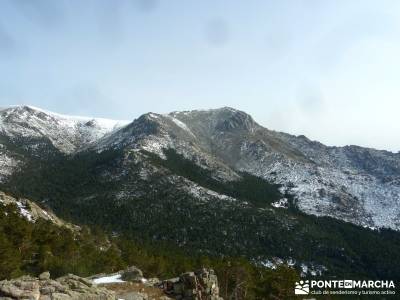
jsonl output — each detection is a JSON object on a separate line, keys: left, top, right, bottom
{"left": 0, "top": 202, "right": 299, "bottom": 299}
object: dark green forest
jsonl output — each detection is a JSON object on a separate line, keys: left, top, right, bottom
{"left": 145, "top": 148, "right": 284, "bottom": 208}
{"left": 0, "top": 202, "right": 300, "bottom": 299}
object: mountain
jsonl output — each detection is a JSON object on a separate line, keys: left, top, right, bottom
{"left": 94, "top": 107, "right": 400, "bottom": 230}
{"left": 1, "top": 105, "right": 400, "bottom": 280}
{"left": 0, "top": 105, "right": 128, "bottom": 152}
{"left": 0, "top": 105, "right": 128, "bottom": 181}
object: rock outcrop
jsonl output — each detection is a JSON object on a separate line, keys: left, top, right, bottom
{"left": 0, "top": 272, "right": 115, "bottom": 300}
{"left": 0, "top": 267, "right": 223, "bottom": 300}
{"left": 120, "top": 266, "right": 143, "bottom": 282}
{"left": 161, "top": 269, "right": 222, "bottom": 300}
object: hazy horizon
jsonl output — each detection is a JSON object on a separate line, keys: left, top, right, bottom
{"left": 1, "top": 1, "right": 400, "bottom": 151}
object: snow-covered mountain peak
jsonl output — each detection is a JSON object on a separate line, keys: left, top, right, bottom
{"left": 170, "top": 107, "right": 258, "bottom": 129}
{"left": 0, "top": 105, "right": 129, "bottom": 153}
{"left": 92, "top": 107, "right": 400, "bottom": 230}
{"left": 0, "top": 105, "right": 399, "bottom": 231}
{"left": 1, "top": 105, "right": 129, "bottom": 130}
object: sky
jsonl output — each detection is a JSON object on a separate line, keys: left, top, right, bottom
{"left": 0, "top": 0, "right": 400, "bottom": 152}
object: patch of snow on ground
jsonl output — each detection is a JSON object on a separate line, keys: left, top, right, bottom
{"left": 261, "top": 260, "right": 277, "bottom": 269}
{"left": 300, "top": 263, "right": 327, "bottom": 277}
{"left": 93, "top": 274, "right": 125, "bottom": 284}
{"left": 41, "top": 210, "right": 55, "bottom": 221}
{"left": 25, "top": 105, "right": 130, "bottom": 128}
{"left": 301, "top": 264, "right": 308, "bottom": 275}
{"left": 140, "top": 136, "right": 172, "bottom": 158}
{"left": 261, "top": 258, "right": 286, "bottom": 270}
{"left": 0, "top": 153, "right": 18, "bottom": 182}
{"left": 185, "top": 183, "right": 237, "bottom": 203}
{"left": 271, "top": 198, "right": 288, "bottom": 209}
{"left": 166, "top": 115, "right": 196, "bottom": 137}
{"left": 148, "top": 113, "right": 159, "bottom": 119}
{"left": 16, "top": 201, "right": 33, "bottom": 222}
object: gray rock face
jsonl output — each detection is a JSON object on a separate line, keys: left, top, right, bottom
{"left": 0, "top": 273, "right": 115, "bottom": 300}
{"left": 144, "top": 278, "right": 160, "bottom": 286}
{"left": 120, "top": 266, "right": 144, "bottom": 282}
{"left": 38, "top": 272, "right": 50, "bottom": 281}
{"left": 0, "top": 276, "right": 40, "bottom": 300}
{"left": 162, "top": 268, "right": 222, "bottom": 300}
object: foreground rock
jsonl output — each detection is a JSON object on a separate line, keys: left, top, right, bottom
{"left": 161, "top": 268, "right": 222, "bottom": 300}
{"left": 0, "top": 268, "right": 223, "bottom": 300}
{"left": 0, "top": 272, "right": 115, "bottom": 300}
{"left": 120, "top": 266, "right": 143, "bottom": 282}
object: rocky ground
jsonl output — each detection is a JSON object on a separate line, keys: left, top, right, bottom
{"left": 0, "top": 267, "right": 222, "bottom": 300}
{"left": 102, "top": 283, "right": 170, "bottom": 300}
{"left": 0, "top": 272, "right": 114, "bottom": 300}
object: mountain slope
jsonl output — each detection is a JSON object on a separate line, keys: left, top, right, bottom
{"left": 0, "top": 105, "right": 128, "bottom": 182}
{"left": 0, "top": 105, "right": 128, "bottom": 153}
{"left": 3, "top": 145, "right": 400, "bottom": 280}
{"left": 91, "top": 107, "right": 400, "bottom": 230}
{"left": 0, "top": 190, "right": 303, "bottom": 300}
{"left": 1, "top": 105, "right": 400, "bottom": 280}
{"left": 0, "top": 191, "right": 76, "bottom": 228}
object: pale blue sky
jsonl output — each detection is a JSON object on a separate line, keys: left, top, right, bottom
{"left": 1, "top": 0, "right": 400, "bottom": 151}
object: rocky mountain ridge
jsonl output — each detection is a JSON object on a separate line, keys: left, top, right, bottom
{"left": 0, "top": 106, "right": 128, "bottom": 152}
{"left": 0, "top": 105, "right": 399, "bottom": 230}
{"left": 97, "top": 107, "right": 400, "bottom": 230}
{"left": 0, "top": 191, "right": 77, "bottom": 230}
{"left": 0, "top": 105, "right": 128, "bottom": 181}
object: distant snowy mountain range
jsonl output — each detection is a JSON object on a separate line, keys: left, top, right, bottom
{"left": 0, "top": 105, "right": 399, "bottom": 231}
{"left": 0, "top": 105, "right": 129, "bottom": 153}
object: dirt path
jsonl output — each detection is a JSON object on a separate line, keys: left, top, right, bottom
{"left": 99, "top": 282, "right": 172, "bottom": 300}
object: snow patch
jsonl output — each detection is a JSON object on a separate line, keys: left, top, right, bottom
{"left": 0, "top": 153, "right": 18, "bottom": 182}
{"left": 93, "top": 274, "right": 125, "bottom": 284}
{"left": 16, "top": 201, "right": 33, "bottom": 222}
{"left": 148, "top": 113, "right": 159, "bottom": 119}
{"left": 261, "top": 260, "right": 277, "bottom": 269}
{"left": 271, "top": 198, "right": 288, "bottom": 209}
{"left": 0, "top": 105, "right": 129, "bottom": 153}
{"left": 141, "top": 136, "right": 171, "bottom": 159}
{"left": 166, "top": 115, "right": 196, "bottom": 137}
{"left": 185, "top": 183, "right": 237, "bottom": 203}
